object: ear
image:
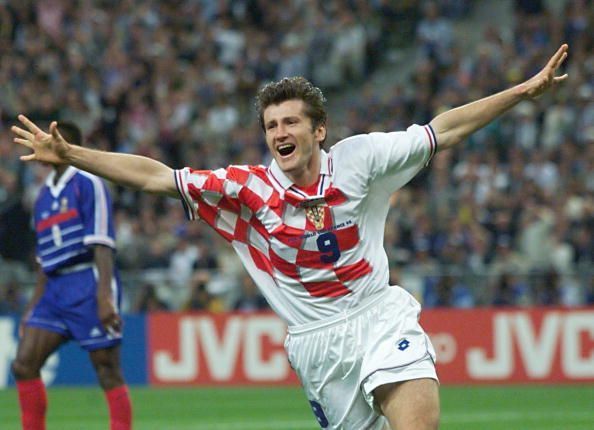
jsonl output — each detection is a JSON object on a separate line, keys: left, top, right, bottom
{"left": 315, "top": 124, "right": 327, "bottom": 145}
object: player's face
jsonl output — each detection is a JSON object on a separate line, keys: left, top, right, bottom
{"left": 263, "top": 99, "right": 326, "bottom": 185}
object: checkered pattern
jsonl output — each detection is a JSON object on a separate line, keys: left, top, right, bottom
{"left": 175, "top": 164, "right": 371, "bottom": 299}
{"left": 175, "top": 124, "right": 435, "bottom": 325}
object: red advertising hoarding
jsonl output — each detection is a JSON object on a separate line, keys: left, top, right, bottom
{"left": 148, "top": 312, "right": 299, "bottom": 385}
{"left": 148, "top": 308, "right": 594, "bottom": 385}
{"left": 423, "top": 308, "right": 594, "bottom": 384}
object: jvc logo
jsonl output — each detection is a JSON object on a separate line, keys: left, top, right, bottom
{"left": 153, "top": 315, "right": 290, "bottom": 382}
{"left": 467, "top": 312, "right": 594, "bottom": 379}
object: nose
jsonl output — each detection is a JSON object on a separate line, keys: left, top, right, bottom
{"left": 275, "top": 123, "right": 288, "bottom": 141}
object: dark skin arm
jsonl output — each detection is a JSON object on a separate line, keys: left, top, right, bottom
{"left": 94, "top": 244, "right": 121, "bottom": 335}
{"left": 19, "top": 263, "right": 46, "bottom": 337}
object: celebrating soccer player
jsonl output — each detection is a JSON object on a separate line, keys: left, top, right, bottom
{"left": 13, "top": 44, "right": 568, "bottom": 430}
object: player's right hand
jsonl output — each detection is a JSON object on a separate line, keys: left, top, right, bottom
{"left": 98, "top": 296, "right": 122, "bottom": 336}
{"left": 12, "top": 115, "right": 71, "bottom": 165}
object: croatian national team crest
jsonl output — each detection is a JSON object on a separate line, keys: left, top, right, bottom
{"left": 305, "top": 205, "right": 326, "bottom": 230}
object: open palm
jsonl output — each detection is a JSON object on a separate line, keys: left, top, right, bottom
{"left": 523, "top": 44, "right": 569, "bottom": 99}
{"left": 12, "top": 115, "right": 71, "bottom": 165}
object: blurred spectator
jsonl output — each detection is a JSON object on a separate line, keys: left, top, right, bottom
{"left": 0, "top": 280, "right": 26, "bottom": 314}
{"left": 429, "top": 274, "right": 474, "bottom": 308}
{"left": 489, "top": 235, "right": 528, "bottom": 278}
{"left": 511, "top": 101, "right": 538, "bottom": 150}
{"left": 143, "top": 240, "right": 171, "bottom": 269}
{"left": 541, "top": 93, "right": 575, "bottom": 151}
{"left": 559, "top": 273, "right": 584, "bottom": 307}
{"left": 586, "top": 277, "right": 594, "bottom": 305}
{"left": 232, "top": 273, "right": 268, "bottom": 312}
{"left": 518, "top": 205, "right": 555, "bottom": 270}
{"left": 0, "top": 169, "right": 34, "bottom": 262}
{"left": 524, "top": 151, "right": 560, "bottom": 194}
{"left": 183, "top": 271, "right": 226, "bottom": 313}
{"left": 168, "top": 230, "right": 199, "bottom": 288}
{"left": 133, "top": 283, "right": 169, "bottom": 313}
{"left": 492, "top": 272, "right": 530, "bottom": 307}
{"left": 534, "top": 269, "right": 562, "bottom": 306}
{"left": 330, "top": 10, "right": 367, "bottom": 84}
{"left": 415, "top": 1, "right": 454, "bottom": 68}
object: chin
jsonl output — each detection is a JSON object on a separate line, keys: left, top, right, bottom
{"left": 277, "top": 157, "right": 298, "bottom": 172}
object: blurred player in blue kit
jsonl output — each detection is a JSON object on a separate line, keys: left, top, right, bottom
{"left": 11, "top": 122, "right": 132, "bottom": 430}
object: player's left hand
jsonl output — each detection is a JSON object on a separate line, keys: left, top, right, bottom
{"left": 522, "top": 44, "right": 569, "bottom": 99}
{"left": 98, "top": 296, "right": 122, "bottom": 336}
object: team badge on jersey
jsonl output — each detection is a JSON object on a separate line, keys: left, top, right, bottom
{"left": 305, "top": 205, "right": 326, "bottom": 230}
{"left": 60, "top": 197, "right": 69, "bottom": 213}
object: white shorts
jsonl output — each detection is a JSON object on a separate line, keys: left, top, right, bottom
{"left": 284, "top": 286, "right": 437, "bottom": 430}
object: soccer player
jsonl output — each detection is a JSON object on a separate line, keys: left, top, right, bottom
{"left": 12, "top": 45, "right": 568, "bottom": 430}
{"left": 11, "top": 122, "right": 132, "bottom": 430}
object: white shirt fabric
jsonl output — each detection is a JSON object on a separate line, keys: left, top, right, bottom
{"left": 175, "top": 124, "right": 436, "bottom": 326}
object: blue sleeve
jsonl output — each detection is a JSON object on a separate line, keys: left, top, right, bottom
{"left": 78, "top": 173, "right": 116, "bottom": 249}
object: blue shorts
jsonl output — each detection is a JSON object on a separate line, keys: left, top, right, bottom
{"left": 26, "top": 264, "right": 123, "bottom": 351}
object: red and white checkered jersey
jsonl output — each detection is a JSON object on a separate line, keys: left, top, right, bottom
{"left": 175, "top": 124, "right": 437, "bottom": 325}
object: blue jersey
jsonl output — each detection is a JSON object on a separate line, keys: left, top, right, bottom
{"left": 34, "top": 166, "right": 116, "bottom": 274}
{"left": 28, "top": 167, "right": 122, "bottom": 350}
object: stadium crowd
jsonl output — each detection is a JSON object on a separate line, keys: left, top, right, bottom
{"left": 0, "top": 0, "right": 593, "bottom": 314}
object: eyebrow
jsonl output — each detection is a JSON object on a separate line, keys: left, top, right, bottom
{"left": 265, "top": 116, "right": 301, "bottom": 127}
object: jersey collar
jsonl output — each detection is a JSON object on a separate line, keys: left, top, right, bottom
{"left": 45, "top": 166, "right": 78, "bottom": 198}
{"left": 268, "top": 149, "right": 332, "bottom": 191}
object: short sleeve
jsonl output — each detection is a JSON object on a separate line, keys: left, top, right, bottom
{"left": 174, "top": 167, "right": 209, "bottom": 221}
{"left": 78, "top": 174, "right": 116, "bottom": 248}
{"left": 332, "top": 124, "right": 437, "bottom": 195}
{"left": 174, "top": 167, "right": 248, "bottom": 242}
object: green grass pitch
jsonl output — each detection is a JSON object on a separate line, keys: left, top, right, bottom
{"left": 1, "top": 385, "right": 593, "bottom": 429}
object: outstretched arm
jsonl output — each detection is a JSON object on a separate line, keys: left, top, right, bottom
{"left": 12, "top": 116, "right": 178, "bottom": 197}
{"left": 430, "top": 44, "right": 569, "bottom": 151}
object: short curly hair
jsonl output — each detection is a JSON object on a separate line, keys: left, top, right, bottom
{"left": 255, "top": 77, "right": 327, "bottom": 133}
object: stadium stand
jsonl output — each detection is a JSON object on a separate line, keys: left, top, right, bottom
{"left": 0, "top": 0, "right": 592, "bottom": 314}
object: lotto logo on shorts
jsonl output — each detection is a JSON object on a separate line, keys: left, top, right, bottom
{"left": 397, "top": 338, "right": 410, "bottom": 351}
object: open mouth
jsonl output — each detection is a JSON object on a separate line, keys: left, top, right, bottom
{"left": 277, "top": 144, "right": 296, "bottom": 157}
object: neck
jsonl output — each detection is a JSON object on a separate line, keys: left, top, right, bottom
{"left": 53, "top": 165, "right": 69, "bottom": 184}
{"left": 289, "top": 147, "right": 321, "bottom": 188}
